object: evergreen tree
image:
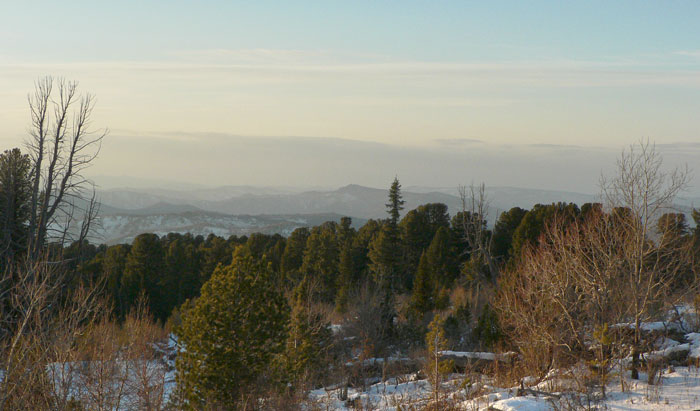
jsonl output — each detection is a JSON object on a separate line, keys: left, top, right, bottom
{"left": 162, "top": 238, "right": 202, "bottom": 316}
{"left": 103, "top": 244, "right": 130, "bottom": 318}
{"left": 490, "top": 206, "right": 527, "bottom": 263}
{"left": 400, "top": 203, "right": 450, "bottom": 289}
{"left": 409, "top": 227, "right": 457, "bottom": 316}
{"left": 74, "top": 243, "right": 105, "bottom": 287}
{"left": 335, "top": 219, "right": 357, "bottom": 312}
{"left": 425, "top": 314, "right": 453, "bottom": 408}
{"left": 335, "top": 241, "right": 354, "bottom": 313}
{"left": 351, "top": 219, "right": 381, "bottom": 283}
{"left": 367, "top": 221, "right": 402, "bottom": 339}
{"left": 281, "top": 227, "right": 310, "bottom": 284}
{"left": 473, "top": 304, "right": 502, "bottom": 349}
{"left": 657, "top": 212, "right": 689, "bottom": 237}
{"left": 175, "top": 257, "right": 288, "bottom": 408}
{"left": 386, "top": 177, "right": 405, "bottom": 226}
{"left": 423, "top": 226, "right": 458, "bottom": 289}
{"left": 410, "top": 251, "right": 434, "bottom": 315}
{"left": 0, "top": 148, "right": 33, "bottom": 265}
{"left": 510, "top": 202, "right": 579, "bottom": 260}
{"left": 368, "top": 222, "right": 402, "bottom": 293}
{"left": 163, "top": 238, "right": 187, "bottom": 315}
{"left": 337, "top": 216, "right": 354, "bottom": 245}
{"left": 281, "top": 283, "right": 333, "bottom": 390}
{"left": 198, "top": 234, "right": 231, "bottom": 284}
{"left": 300, "top": 222, "right": 340, "bottom": 302}
{"left": 122, "top": 233, "right": 166, "bottom": 321}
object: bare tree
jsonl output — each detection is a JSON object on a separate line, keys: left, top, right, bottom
{"left": 600, "top": 139, "right": 691, "bottom": 379}
{"left": 497, "top": 210, "right": 626, "bottom": 382}
{"left": 458, "top": 183, "right": 499, "bottom": 282}
{"left": 122, "top": 299, "right": 169, "bottom": 411}
{"left": 498, "top": 140, "right": 693, "bottom": 388}
{"left": 0, "top": 257, "right": 103, "bottom": 410}
{"left": 75, "top": 316, "right": 130, "bottom": 411}
{"left": 26, "top": 76, "right": 106, "bottom": 259}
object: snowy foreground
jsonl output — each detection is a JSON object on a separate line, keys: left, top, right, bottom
{"left": 308, "top": 306, "right": 700, "bottom": 410}
{"left": 309, "top": 365, "right": 700, "bottom": 410}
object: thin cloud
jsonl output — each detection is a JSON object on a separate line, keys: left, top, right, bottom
{"left": 2, "top": 56, "right": 699, "bottom": 89}
{"left": 435, "top": 138, "right": 484, "bottom": 146}
{"left": 169, "top": 48, "right": 327, "bottom": 64}
{"left": 674, "top": 50, "right": 700, "bottom": 58}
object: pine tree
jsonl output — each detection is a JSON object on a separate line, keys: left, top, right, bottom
{"left": 490, "top": 206, "right": 527, "bottom": 263}
{"left": 474, "top": 304, "right": 502, "bottom": 349}
{"left": 510, "top": 202, "right": 579, "bottom": 260}
{"left": 121, "top": 233, "right": 165, "bottom": 320}
{"left": 386, "top": 177, "right": 405, "bottom": 225}
{"left": 300, "top": 222, "right": 340, "bottom": 302}
{"left": 198, "top": 234, "right": 231, "bottom": 284}
{"left": 0, "top": 148, "right": 33, "bottom": 265}
{"left": 103, "top": 244, "right": 130, "bottom": 319}
{"left": 282, "top": 283, "right": 333, "bottom": 391}
{"left": 281, "top": 227, "right": 310, "bottom": 285}
{"left": 424, "top": 226, "right": 458, "bottom": 289}
{"left": 351, "top": 219, "right": 381, "bottom": 284}
{"left": 337, "top": 216, "right": 354, "bottom": 245}
{"left": 368, "top": 223, "right": 401, "bottom": 293}
{"left": 425, "top": 314, "right": 453, "bottom": 409}
{"left": 410, "top": 251, "right": 434, "bottom": 315}
{"left": 400, "top": 203, "right": 450, "bottom": 289}
{"left": 335, "top": 236, "right": 356, "bottom": 313}
{"left": 175, "top": 257, "right": 289, "bottom": 408}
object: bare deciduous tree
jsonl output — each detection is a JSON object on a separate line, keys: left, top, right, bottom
{"left": 498, "top": 140, "right": 694, "bottom": 388}
{"left": 600, "top": 139, "right": 691, "bottom": 379}
{"left": 458, "top": 183, "right": 499, "bottom": 282}
{"left": 0, "top": 257, "right": 103, "bottom": 410}
{"left": 26, "top": 76, "right": 106, "bottom": 259}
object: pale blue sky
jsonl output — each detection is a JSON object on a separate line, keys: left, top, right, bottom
{"left": 3, "top": 1, "right": 700, "bottom": 62}
{"left": 1, "top": 1, "right": 699, "bottom": 191}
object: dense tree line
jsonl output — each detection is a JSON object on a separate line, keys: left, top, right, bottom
{"left": 55, "top": 177, "right": 697, "bottom": 327}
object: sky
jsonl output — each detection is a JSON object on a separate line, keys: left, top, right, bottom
{"left": 1, "top": 1, "right": 699, "bottom": 194}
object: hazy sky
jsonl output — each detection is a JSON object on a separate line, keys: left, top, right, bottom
{"left": 1, "top": 1, "right": 699, "bottom": 193}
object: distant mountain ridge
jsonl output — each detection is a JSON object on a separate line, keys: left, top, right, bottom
{"left": 97, "top": 184, "right": 602, "bottom": 220}
{"left": 90, "top": 184, "right": 699, "bottom": 244}
{"left": 97, "top": 184, "right": 466, "bottom": 220}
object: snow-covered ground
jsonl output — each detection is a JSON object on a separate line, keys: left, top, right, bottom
{"left": 310, "top": 305, "right": 700, "bottom": 410}
{"left": 309, "top": 365, "right": 700, "bottom": 410}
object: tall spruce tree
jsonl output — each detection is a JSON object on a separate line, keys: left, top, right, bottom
{"left": 369, "top": 178, "right": 406, "bottom": 293}
{"left": 386, "top": 177, "right": 405, "bottom": 226}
